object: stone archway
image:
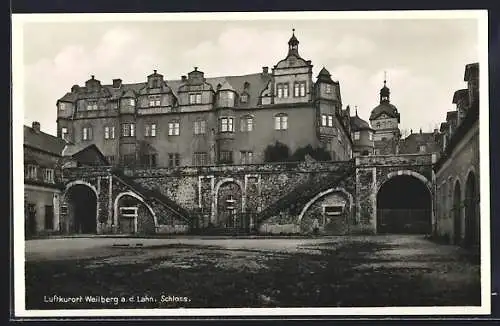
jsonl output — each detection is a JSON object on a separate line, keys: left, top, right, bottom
{"left": 64, "top": 181, "right": 98, "bottom": 234}
{"left": 113, "top": 191, "right": 157, "bottom": 234}
{"left": 297, "top": 187, "right": 353, "bottom": 234}
{"left": 376, "top": 171, "right": 432, "bottom": 234}
{"left": 453, "top": 180, "right": 462, "bottom": 245}
{"left": 464, "top": 172, "right": 479, "bottom": 247}
{"left": 213, "top": 178, "right": 245, "bottom": 228}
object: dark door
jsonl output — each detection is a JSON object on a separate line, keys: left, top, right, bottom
{"left": 120, "top": 217, "right": 134, "bottom": 234}
{"left": 26, "top": 204, "right": 37, "bottom": 236}
{"left": 44, "top": 205, "right": 54, "bottom": 230}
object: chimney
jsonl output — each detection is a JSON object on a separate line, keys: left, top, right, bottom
{"left": 32, "top": 121, "right": 41, "bottom": 133}
{"left": 262, "top": 66, "right": 269, "bottom": 74}
{"left": 181, "top": 75, "right": 187, "bottom": 82}
{"left": 112, "top": 79, "right": 122, "bottom": 88}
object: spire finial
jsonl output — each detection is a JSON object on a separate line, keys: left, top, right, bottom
{"left": 355, "top": 105, "right": 358, "bottom": 116}
{"left": 292, "top": 28, "right": 295, "bottom": 34}
{"left": 383, "top": 70, "right": 387, "bottom": 86}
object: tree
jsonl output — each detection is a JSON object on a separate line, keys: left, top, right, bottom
{"left": 263, "top": 141, "right": 291, "bottom": 163}
{"left": 290, "top": 145, "right": 331, "bottom": 162}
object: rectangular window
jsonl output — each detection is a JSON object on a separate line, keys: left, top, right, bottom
{"left": 189, "top": 93, "right": 202, "bottom": 104}
{"left": 145, "top": 124, "right": 157, "bottom": 137}
{"left": 142, "top": 154, "right": 157, "bottom": 167}
{"left": 419, "top": 145, "right": 427, "bottom": 153}
{"left": 168, "top": 121, "right": 180, "bottom": 136}
{"left": 104, "top": 126, "right": 115, "bottom": 140}
{"left": 240, "top": 94, "right": 248, "bottom": 103}
{"left": 354, "top": 131, "right": 360, "bottom": 140}
{"left": 194, "top": 120, "right": 206, "bottom": 135}
{"left": 25, "top": 165, "right": 37, "bottom": 179}
{"left": 121, "top": 123, "right": 135, "bottom": 137}
{"left": 168, "top": 153, "right": 181, "bottom": 167}
{"left": 300, "top": 82, "right": 306, "bottom": 97}
{"left": 283, "top": 84, "right": 289, "bottom": 98}
{"left": 328, "top": 115, "right": 333, "bottom": 127}
{"left": 277, "top": 84, "right": 283, "bottom": 98}
{"left": 87, "top": 101, "right": 98, "bottom": 111}
{"left": 321, "top": 114, "right": 327, "bottom": 127}
{"left": 240, "top": 117, "right": 253, "bottom": 132}
{"left": 219, "top": 151, "right": 233, "bottom": 164}
{"left": 105, "top": 156, "right": 115, "bottom": 165}
{"left": 220, "top": 117, "right": 234, "bottom": 133}
{"left": 240, "top": 151, "right": 253, "bottom": 164}
{"left": 59, "top": 102, "right": 67, "bottom": 111}
{"left": 43, "top": 168, "right": 54, "bottom": 183}
{"left": 193, "top": 152, "right": 209, "bottom": 166}
{"left": 110, "top": 101, "right": 118, "bottom": 109}
{"left": 294, "top": 81, "right": 306, "bottom": 97}
{"left": 82, "top": 127, "right": 93, "bottom": 141}
{"left": 275, "top": 115, "right": 288, "bottom": 130}
{"left": 148, "top": 95, "right": 161, "bottom": 107}
{"left": 325, "top": 84, "right": 332, "bottom": 94}
{"left": 368, "top": 132, "right": 373, "bottom": 141}
{"left": 61, "top": 127, "right": 68, "bottom": 140}
{"left": 44, "top": 205, "right": 54, "bottom": 230}
{"left": 129, "top": 98, "right": 135, "bottom": 106}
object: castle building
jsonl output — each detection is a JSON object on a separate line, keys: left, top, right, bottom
{"left": 369, "top": 79, "right": 401, "bottom": 155}
{"left": 56, "top": 30, "right": 353, "bottom": 167}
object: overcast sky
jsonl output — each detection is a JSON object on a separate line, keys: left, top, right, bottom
{"left": 20, "top": 15, "right": 479, "bottom": 136}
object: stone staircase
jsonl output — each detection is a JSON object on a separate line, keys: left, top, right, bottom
{"left": 254, "top": 162, "right": 355, "bottom": 227}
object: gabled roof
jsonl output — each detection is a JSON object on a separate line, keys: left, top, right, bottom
{"left": 24, "top": 125, "right": 66, "bottom": 156}
{"left": 62, "top": 143, "right": 109, "bottom": 165}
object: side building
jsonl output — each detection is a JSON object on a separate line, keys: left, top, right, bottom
{"left": 24, "top": 121, "right": 108, "bottom": 237}
{"left": 434, "top": 62, "right": 480, "bottom": 250}
{"left": 55, "top": 31, "right": 353, "bottom": 168}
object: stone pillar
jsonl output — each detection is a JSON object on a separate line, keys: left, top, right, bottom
{"left": 52, "top": 193, "right": 61, "bottom": 231}
{"left": 370, "top": 167, "right": 377, "bottom": 233}
{"left": 108, "top": 175, "right": 113, "bottom": 228}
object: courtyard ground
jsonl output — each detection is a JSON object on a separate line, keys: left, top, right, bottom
{"left": 24, "top": 235, "right": 481, "bottom": 309}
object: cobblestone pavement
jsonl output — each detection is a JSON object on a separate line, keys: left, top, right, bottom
{"left": 24, "top": 235, "right": 481, "bottom": 309}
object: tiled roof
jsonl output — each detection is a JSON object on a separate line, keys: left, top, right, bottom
{"left": 350, "top": 115, "right": 372, "bottom": 131}
{"left": 60, "top": 72, "right": 273, "bottom": 108}
{"left": 24, "top": 125, "right": 66, "bottom": 156}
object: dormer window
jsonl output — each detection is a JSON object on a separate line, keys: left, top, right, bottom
{"left": 240, "top": 94, "right": 248, "bottom": 103}
{"left": 87, "top": 100, "right": 98, "bottom": 111}
{"left": 148, "top": 95, "right": 161, "bottom": 107}
{"left": 59, "top": 102, "right": 70, "bottom": 111}
{"left": 353, "top": 131, "right": 360, "bottom": 140}
{"left": 189, "top": 93, "right": 202, "bottom": 105}
{"left": 218, "top": 91, "right": 235, "bottom": 107}
{"left": 294, "top": 81, "right": 306, "bottom": 97}
{"left": 276, "top": 83, "right": 289, "bottom": 98}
